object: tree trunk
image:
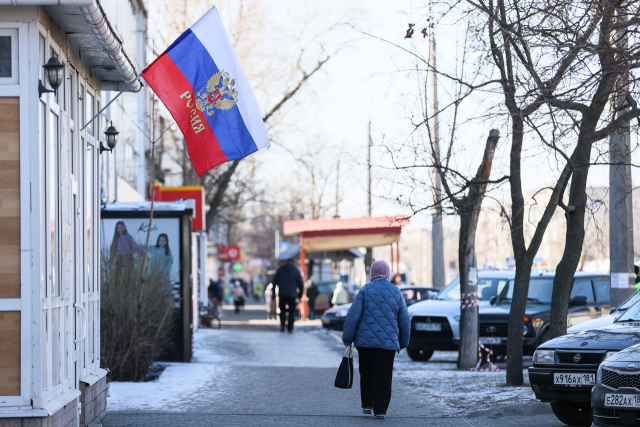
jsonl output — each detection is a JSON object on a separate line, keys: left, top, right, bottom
{"left": 506, "top": 259, "right": 533, "bottom": 385}
{"left": 458, "top": 210, "right": 479, "bottom": 369}
{"left": 456, "top": 129, "right": 500, "bottom": 369}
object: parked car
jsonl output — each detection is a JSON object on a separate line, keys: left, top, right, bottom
{"left": 529, "top": 296, "right": 640, "bottom": 426}
{"left": 478, "top": 272, "right": 610, "bottom": 357}
{"left": 321, "top": 303, "right": 351, "bottom": 331}
{"left": 566, "top": 289, "right": 640, "bottom": 334}
{"left": 406, "top": 270, "right": 515, "bottom": 361}
{"left": 321, "top": 285, "right": 437, "bottom": 331}
{"left": 592, "top": 341, "right": 640, "bottom": 426}
{"left": 313, "top": 281, "right": 353, "bottom": 313}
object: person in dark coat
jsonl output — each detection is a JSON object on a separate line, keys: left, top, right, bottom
{"left": 306, "top": 280, "right": 319, "bottom": 320}
{"left": 342, "top": 260, "right": 410, "bottom": 420}
{"left": 272, "top": 259, "right": 304, "bottom": 332}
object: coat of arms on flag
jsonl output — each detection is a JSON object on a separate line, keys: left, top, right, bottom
{"left": 196, "top": 70, "right": 239, "bottom": 116}
{"left": 141, "top": 6, "right": 270, "bottom": 176}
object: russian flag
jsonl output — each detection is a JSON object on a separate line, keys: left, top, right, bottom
{"left": 142, "top": 7, "right": 270, "bottom": 176}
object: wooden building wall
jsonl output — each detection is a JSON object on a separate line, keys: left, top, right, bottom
{"left": 0, "top": 96, "right": 20, "bottom": 396}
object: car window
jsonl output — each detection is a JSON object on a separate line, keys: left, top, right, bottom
{"left": 570, "top": 280, "right": 595, "bottom": 303}
{"left": 437, "top": 277, "right": 507, "bottom": 301}
{"left": 403, "top": 289, "right": 414, "bottom": 299}
{"left": 501, "top": 278, "right": 554, "bottom": 303}
{"left": 616, "top": 297, "right": 640, "bottom": 322}
{"left": 620, "top": 290, "right": 640, "bottom": 310}
{"left": 437, "top": 278, "right": 460, "bottom": 300}
{"left": 594, "top": 278, "right": 610, "bottom": 303}
{"left": 478, "top": 279, "right": 507, "bottom": 299}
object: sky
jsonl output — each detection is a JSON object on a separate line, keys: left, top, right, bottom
{"left": 147, "top": 0, "right": 640, "bottom": 231}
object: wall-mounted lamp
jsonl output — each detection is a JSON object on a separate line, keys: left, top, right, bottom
{"left": 38, "top": 56, "right": 65, "bottom": 98}
{"left": 100, "top": 121, "right": 119, "bottom": 154}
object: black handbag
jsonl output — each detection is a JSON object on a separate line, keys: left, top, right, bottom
{"left": 334, "top": 345, "right": 354, "bottom": 389}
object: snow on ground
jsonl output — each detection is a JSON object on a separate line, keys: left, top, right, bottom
{"left": 107, "top": 329, "right": 232, "bottom": 412}
{"left": 394, "top": 351, "right": 539, "bottom": 415}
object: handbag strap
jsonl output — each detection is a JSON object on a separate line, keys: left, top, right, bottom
{"left": 344, "top": 345, "right": 352, "bottom": 359}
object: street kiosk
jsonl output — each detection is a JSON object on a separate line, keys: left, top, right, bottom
{"left": 101, "top": 201, "right": 194, "bottom": 363}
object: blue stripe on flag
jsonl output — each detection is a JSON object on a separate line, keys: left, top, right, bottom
{"left": 166, "top": 31, "right": 258, "bottom": 161}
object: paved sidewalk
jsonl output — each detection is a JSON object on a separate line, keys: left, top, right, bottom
{"left": 102, "top": 306, "right": 570, "bottom": 427}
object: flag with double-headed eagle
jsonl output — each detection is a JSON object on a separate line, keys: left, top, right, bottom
{"left": 142, "top": 6, "right": 270, "bottom": 176}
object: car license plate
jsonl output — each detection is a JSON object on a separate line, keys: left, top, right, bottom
{"left": 605, "top": 393, "right": 640, "bottom": 408}
{"left": 479, "top": 337, "right": 501, "bottom": 345}
{"left": 553, "top": 373, "right": 595, "bottom": 386}
{"left": 415, "top": 322, "right": 441, "bottom": 331}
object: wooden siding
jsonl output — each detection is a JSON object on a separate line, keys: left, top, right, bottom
{"left": 0, "top": 311, "right": 20, "bottom": 396}
{"left": 0, "top": 97, "right": 20, "bottom": 299}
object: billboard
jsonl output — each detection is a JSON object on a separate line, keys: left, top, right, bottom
{"left": 101, "top": 218, "right": 181, "bottom": 287}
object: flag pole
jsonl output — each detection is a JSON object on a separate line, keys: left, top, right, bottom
{"left": 79, "top": 73, "right": 143, "bottom": 132}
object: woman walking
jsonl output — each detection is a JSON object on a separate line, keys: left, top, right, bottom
{"left": 341, "top": 260, "right": 410, "bottom": 420}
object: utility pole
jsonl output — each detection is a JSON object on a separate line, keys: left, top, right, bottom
{"left": 334, "top": 158, "right": 340, "bottom": 218}
{"left": 365, "top": 120, "right": 373, "bottom": 278}
{"left": 428, "top": 34, "right": 445, "bottom": 289}
{"left": 609, "top": 19, "right": 635, "bottom": 308}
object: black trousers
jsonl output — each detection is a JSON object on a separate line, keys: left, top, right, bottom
{"left": 356, "top": 347, "right": 396, "bottom": 415}
{"left": 279, "top": 297, "right": 296, "bottom": 331}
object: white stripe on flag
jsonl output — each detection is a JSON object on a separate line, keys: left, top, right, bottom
{"left": 191, "top": 7, "right": 271, "bottom": 150}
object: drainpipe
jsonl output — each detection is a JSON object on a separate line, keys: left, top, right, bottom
{"left": 80, "top": 1, "right": 142, "bottom": 92}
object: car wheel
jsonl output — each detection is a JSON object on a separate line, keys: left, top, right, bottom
{"left": 550, "top": 401, "right": 592, "bottom": 426}
{"left": 407, "top": 348, "right": 434, "bottom": 361}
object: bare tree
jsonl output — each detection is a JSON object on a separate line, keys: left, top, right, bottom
{"left": 467, "top": 0, "right": 640, "bottom": 386}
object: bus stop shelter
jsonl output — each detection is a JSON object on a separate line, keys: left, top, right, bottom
{"left": 283, "top": 216, "right": 409, "bottom": 281}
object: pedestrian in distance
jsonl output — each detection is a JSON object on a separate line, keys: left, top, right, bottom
{"left": 342, "top": 260, "right": 410, "bottom": 420}
{"left": 331, "top": 281, "right": 349, "bottom": 306}
{"left": 231, "top": 282, "right": 247, "bottom": 314}
{"left": 265, "top": 283, "right": 277, "bottom": 320}
{"left": 306, "top": 280, "right": 319, "bottom": 320}
{"left": 271, "top": 259, "right": 304, "bottom": 333}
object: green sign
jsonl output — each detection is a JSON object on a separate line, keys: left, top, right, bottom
{"left": 233, "top": 262, "right": 243, "bottom": 272}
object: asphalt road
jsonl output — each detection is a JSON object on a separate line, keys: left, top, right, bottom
{"left": 102, "top": 303, "right": 570, "bottom": 427}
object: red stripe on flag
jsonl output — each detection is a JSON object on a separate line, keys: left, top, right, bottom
{"left": 142, "top": 53, "right": 227, "bottom": 175}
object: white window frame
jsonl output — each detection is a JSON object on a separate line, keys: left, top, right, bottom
{"left": 0, "top": 28, "right": 19, "bottom": 85}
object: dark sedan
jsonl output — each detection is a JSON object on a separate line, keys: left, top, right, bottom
{"left": 592, "top": 341, "right": 640, "bottom": 427}
{"left": 529, "top": 298, "right": 640, "bottom": 426}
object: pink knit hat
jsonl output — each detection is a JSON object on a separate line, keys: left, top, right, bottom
{"left": 370, "top": 260, "right": 391, "bottom": 279}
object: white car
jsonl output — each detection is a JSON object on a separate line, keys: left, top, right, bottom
{"left": 407, "top": 270, "right": 516, "bottom": 361}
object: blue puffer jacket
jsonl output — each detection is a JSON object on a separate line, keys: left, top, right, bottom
{"left": 342, "top": 277, "right": 410, "bottom": 351}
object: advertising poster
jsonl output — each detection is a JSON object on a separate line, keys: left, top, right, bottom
{"left": 101, "top": 217, "right": 181, "bottom": 287}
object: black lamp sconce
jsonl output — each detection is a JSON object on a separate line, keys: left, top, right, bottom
{"left": 38, "top": 56, "right": 65, "bottom": 98}
{"left": 100, "top": 121, "right": 119, "bottom": 154}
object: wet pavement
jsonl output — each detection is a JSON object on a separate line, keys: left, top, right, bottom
{"left": 102, "top": 303, "right": 571, "bottom": 426}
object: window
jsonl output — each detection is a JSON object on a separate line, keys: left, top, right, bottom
{"left": 571, "top": 280, "right": 595, "bottom": 303}
{"left": 79, "top": 84, "right": 84, "bottom": 128}
{"left": 86, "top": 146, "right": 93, "bottom": 292}
{"left": 0, "top": 36, "right": 11, "bottom": 77}
{"left": 49, "top": 112, "right": 60, "bottom": 297}
{"left": 86, "top": 92, "right": 94, "bottom": 136}
{"left": 0, "top": 29, "right": 18, "bottom": 83}
{"left": 594, "top": 278, "right": 610, "bottom": 303}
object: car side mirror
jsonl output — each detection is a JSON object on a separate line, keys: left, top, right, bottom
{"left": 490, "top": 295, "right": 498, "bottom": 306}
{"left": 569, "top": 295, "right": 588, "bottom": 306}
